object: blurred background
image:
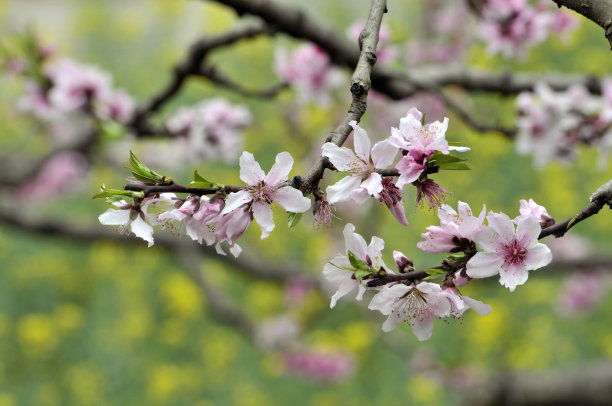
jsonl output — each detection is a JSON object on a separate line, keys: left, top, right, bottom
{"left": 1, "top": 0, "right": 612, "bottom": 405}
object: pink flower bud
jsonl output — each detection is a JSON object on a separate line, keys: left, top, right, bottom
{"left": 393, "top": 250, "right": 413, "bottom": 273}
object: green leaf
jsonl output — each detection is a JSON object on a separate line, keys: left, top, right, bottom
{"left": 429, "top": 151, "right": 467, "bottom": 165}
{"left": 348, "top": 251, "right": 370, "bottom": 271}
{"left": 287, "top": 212, "right": 302, "bottom": 228}
{"left": 567, "top": 216, "right": 578, "bottom": 229}
{"left": 126, "top": 151, "right": 164, "bottom": 183}
{"left": 447, "top": 252, "right": 467, "bottom": 261}
{"left": 330, "top": 262, "right": 355, "bottom": 272}
{"left": 92, "top": 188, "right": 132, "bottom": 199}
{"left": 189, "top": 170, "right": 215, "bottom": 188}
{"left": 354, "top": 268, "right": 374, "bottom": 280}
{"left": 438, "top": 162, "right": 471, "bottom": 171}
{"left": 187, "top": 182, "right": 216, "bottom": 190}
{"left": 423, "top": 268, "right": 446, "bottom": 280}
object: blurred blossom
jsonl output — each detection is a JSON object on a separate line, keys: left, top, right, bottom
{"left": 477, "top": 0, "right": 578, "bottom": 58}
{"left": 18, "top": 151, "right": 88, "bottom": 200}
{"left": 556, "top": 272, "right": 612, "bottom": 317}
{"left": 274, "top": 43, "right": 344, "bottom": 106}
{"left": 516, "top": 83, "right": 612, "bottom": 167}
{"left": 284, "top": 279, "right": 312, "bottom": 306}
{"left": 165, "top": 98, "right": 252, "bottom": 164}
{"left": 45, "top": 57, "right": 113, "bottom": 112}
{"left": 346, "top": 20, "right": 398, "bottom": 64}
{"left": 97, "top": 89, "right": 135, "bottom": 123}
{"left": 282, "top": 349, "right": 355, "bottom": 382}
{"left": 547, "top": 233, "right": 592, "bottom": 261}
{"left": 255, "top": 316, "right": 300, "bottom": 350}
{"left": 406, "top": 1, "right": 471, "bottom": 66}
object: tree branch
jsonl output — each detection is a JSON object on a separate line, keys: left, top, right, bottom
{"left": 553, "top": 0, "right": 612, "bottom": 49}
{"left": 128, "top": 20, "right": 274, "bottom": 135}
{"left": 368, "top": 177, "right": 612, "bottom": 287}
{"left": 290, "top": 0, "right": 388, "bottom": 194}
{"left": 461, "top": 360, "right": 612, "bottom": 406}
{"left": 196, "top": 64, "right": 289, "bottom": 99}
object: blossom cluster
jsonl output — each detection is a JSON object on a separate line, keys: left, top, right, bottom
{"left": 516, "top": 82, "right": 612, "bottom": 167}
{"left": 322, "top": 223, "right": 492, "bottom": 341}
{"left": 19, "top": 57, "right": 135, "bottom": 124}
{"left": 274, "top": 43, "right": 344, "bottom": 106}
{"left": 99, "top": 151, "right": 311, "bottom": 255}
{"left": 164, "top": 98, "right": 252, "bottom": 164}
{"left": 323, "top": 197, "right": 554, "bottom": 341}
{"left": 477, "top": 0, "right": 578, "bottom": 58}
{"left": 322, "top": 108, "right": 469, "bottom": 226}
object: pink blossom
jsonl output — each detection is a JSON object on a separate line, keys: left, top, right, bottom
{"left": 556, "top": 272, "right": 612, "bottom": 317}
{"left": 274, "top": 43, "right": 343, "bottom": 106}
{"left": 417, "top": 201, "right": 486, "bottom": 254}
{"left": 221, "top": 151, "right": 310, "bottom": 239}
{"left": 165, "top": 98, "right": 252, "bottom": 163}
{"left": 466, "top": 212, "right": 552, "bottom": 291}
{"left": 18, "top": 80, "right": 57, "bottom": 120}
{"left": 368, "top": 282, "right": 451, "bottom": 341}
{"left": 313, "top": 194, "right": 333, "bottom": 229}
{"left": 322, "top": 223, "right": 389, "bottom": 308}
{"left": 442, "top": 286, "right": 492, "bottom": 319}
{"left": 514, "top": 198, "right": 554, "bottom": 227}
{"left": 389, "top": 108, "right": 468, "bottom": 189}
{"left": 478, "top": 0, "right": 550, "bottom": 58}
{"left": 99, "top": 197, "right": 166, "bottom": 247}
{"left": 285, "top": 279, "right": 312, "bottom": 306}
{"left": 45, "top": 58, "right": 113, "bottom": 112}
{"left": 516, "top": 82, "right": 612, "bottom": 167}
{"left": 322, "top": 121, "right": 398, "bottom": 205}
{"left": 393, "top": 250, "right": 413, "bottom": 273}
{"left": 18, "top": 151, "right": 88, "bottom": 200}
{"left": 379, "top": 178, "right": 409, "bottom": 226}
{"left": 158, "top": 196, "right": 217, "bottom": 246}
{"left": 97, "top": 89, "right": 135, "bottom": 123}
{"left": 283, "top": 349, "right": 355, "bottom": 382}
{"left": 215, "top": 206, "right": 252, "bottom": 245}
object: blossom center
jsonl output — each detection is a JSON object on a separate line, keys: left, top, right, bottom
{"left": 249, "top": 181, "right": 276, "bottom": 204}
{"left": 392, "top": 288, "right": 430, "bottom": 324}
{"left": 501, "top": 239, "right": 527, "bottom": 268}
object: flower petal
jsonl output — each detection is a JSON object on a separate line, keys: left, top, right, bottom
{"left": 252, "top": 201, "right": 274, "bottom": 239}
{"left": 221, "top": 190, "right": 252, "bottom": 214}
{"left": 524, "top": 243, "right": 552, "bottom": 270}
{"left": 499, "top": 262, "right": 529, "bottom": 292}
{"left": 98, "top": 208, "right": 130, "bottom": 226}
{"left": 349, "top": 120, "right": 371, "bottom": 162}
{"left": 272, "top": 186, "right": 311, "bottom": 213}
{"left": 322, "top": 143, "right": 359, "bottom": 172}
{"left": 382, "top": 313, "right": 404, "bottom": 332}
{"left": 516, "top": 216, "right": 541, "bottom": 247}
{"left": 388, "top": 201, "right": 409, "bottom": 226}
{"left": 326, "top": 175, "right": 361, "bottom": 204}
{"left": 486, "top": 211, "right": 516, "bottom": 246}
{"left": 395, "top": 155, "right": 424, "bottom": 189}
{"left": 371, "top": 139, "right": 398, "bottom": 169}
{"left": 461, "top": 295, "right": 492, "bottom": 316}
{"left": 130, "top": 216, "right": 154, "bottom": 247}
{"left": 466, "top": 252, "right": 504, "bottom": 278}
{"left": 411, "top": 315, "right": 435, "bottom": 341}
{"left": 264, "top": 151, "right": 293, "bottom": 185}
{"left": 239, "top": 151, "right": 265, "bottom": 185}
{"left": 343, "top": 223, "right": 367, "bottom": 260}
{"left": 360, "top": 172, "right": 383, "bottom": 198}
